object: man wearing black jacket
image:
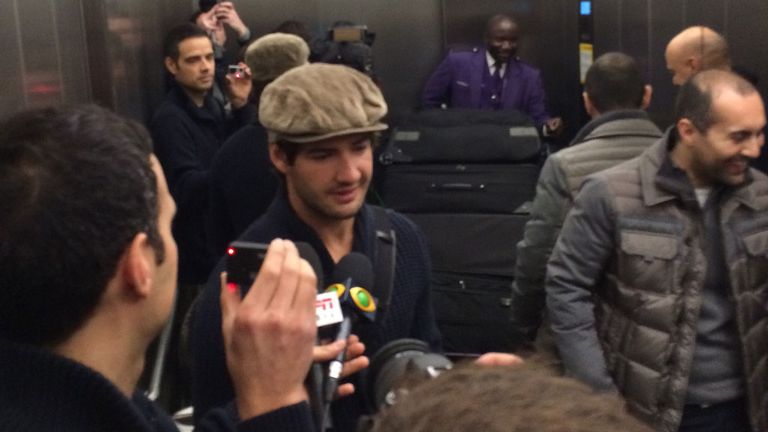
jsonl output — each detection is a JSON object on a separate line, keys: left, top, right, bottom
{"left": 151, "top": 23, "right": 253, "bottom": 286}
{"left": 0, "top": 105, "right": 324, "bottom": 431}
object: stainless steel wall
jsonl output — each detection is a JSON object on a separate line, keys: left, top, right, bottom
{"left": 215, "top": 0, "right": 444, "bottom": 124}
{"left": 0, "top": 0, "right": 91, "bottom": 117}
{"left": 594, "top": 0, "right": 768, "bottom": 128}
{"left": 2, "top": 0, "right": 767, "bottom": 130}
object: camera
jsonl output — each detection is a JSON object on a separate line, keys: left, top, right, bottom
{"left": 365, "top": 339, "right": 453, "bottom": 412}
{"left": 227, "top": 64, "right": 245, "bottom": 78}
{"left": 225, "top": 241, "right": 268, "bottom": 288}
{"left": 311, "top": 22, "right": 376, "bottom": 77}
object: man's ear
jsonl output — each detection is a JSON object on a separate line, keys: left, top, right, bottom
{"left": 121, "top": 233, "right": 153, "bottom": 298}
{"left": 687, "top": 55, "right": 701, "bottom": 75}
{"left": 269, "top": 142, "right": 289, "bottom": 175}
{"left": 641, "top": 84, "right": 653, "bottom": 109}
{"left": 582, "top": 92, "right": 598, "bottom": 118}
{"left": 164, "top": 57, "right": 178, "bottom": 76}
{"left": 676, "top": 118, "right": 699, "bottom": 147}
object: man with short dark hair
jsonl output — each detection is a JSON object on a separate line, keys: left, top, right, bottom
{"left": 0, "top": 104, "right": 325, "bottom": 431}
{"left": 665, "top": 26, "right": 731, "bottom": 86}
{"left": 151, "top": 23, "right": 253, "bottom": 285}
{"left": 192, "top": 1, "right": 251, "bottom": 111}
{"left": 510, "top": 52, "right": 661, "bottom": 346}
{"left": 422, "top": 14, "right": 562, "bottom": 135}
{"left": 192, "top": 64, "right": 443, "bottom": 431}
{"left": 547, "top": 70, "right": 768, "bottom": 432}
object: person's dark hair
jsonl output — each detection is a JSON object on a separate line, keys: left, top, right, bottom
{"left": 584, "top": 52, "right": 645, "bottom": 113}
{"left": 189, "top": 10, "right": 204, "bottom": 25}
{"left": 484, "top": 14, "right": 517, "bottom": 37}
{"left": 372, "top": 364, "right": 652, "bottom": 432}
{"left": 198, "top": 0, "right": 217, "bottom": 13}
{"left": 0, "top": 104, "right": 164, "bottom": 346}
{"left": 675, "top": 69, "right": 757, "bottom": 132}
{"left": 163, "top": 23, "right": 209, "bottom": 60}
{"left": 274, "top": 132, "right": 380, "bottom": 165}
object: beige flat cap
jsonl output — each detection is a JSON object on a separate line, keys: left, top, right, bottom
{"left": 259, "top": 63, "right": 387, "bottom": 143}
{"left": 244, "top": 33, "right": 310, "bottom": 82}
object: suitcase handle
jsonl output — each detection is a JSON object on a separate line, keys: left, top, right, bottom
{"left": 430, "top": 182, "right": 485, "bottom": 191}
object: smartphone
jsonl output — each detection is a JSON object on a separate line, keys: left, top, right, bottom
{"left": 227, "top": 64, "right": 244, "bottom": 78}
{"left": 226, "top": 241, "right": 269, "bottom": 288}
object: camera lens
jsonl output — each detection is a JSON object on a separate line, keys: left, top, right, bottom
{"left": 366, "top": 339, "right": 453, "bottom": 411}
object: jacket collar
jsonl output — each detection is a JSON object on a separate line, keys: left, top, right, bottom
{"left": 570, "top": 109, "right": 656, "bottom": 145}
{"left": 252, "top": 188, "right": 373, "bottom": 285}
{"left": 167, "top": 84, "right": 220, "bottom": 124}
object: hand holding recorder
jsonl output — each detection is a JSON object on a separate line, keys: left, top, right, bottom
{"left": 220, "top": 238, "right": 317, "bottom": 420}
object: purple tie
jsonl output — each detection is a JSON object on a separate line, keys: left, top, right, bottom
{"left": 490, "top": 62, "right": 503, "bottom": 109}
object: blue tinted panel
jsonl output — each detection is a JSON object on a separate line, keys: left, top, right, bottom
{"left": 580, "top": 1, "right": 591, "bottom": 15}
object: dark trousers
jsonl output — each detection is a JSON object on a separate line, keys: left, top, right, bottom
{"left": 679, "top": 398, "right": 751, "bottom": 432}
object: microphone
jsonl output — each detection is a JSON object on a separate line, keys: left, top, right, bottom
{"left": 294, "top": 242, "right": 328, "bottom": 431}
{"left": 322, "top": 253, "right": 376, "bottom": 414}
{"left": 295, "top": 241, "right": 324, "bottom": 291}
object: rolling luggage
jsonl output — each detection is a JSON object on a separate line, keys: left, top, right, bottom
{"left": 405, "top": 213, "right": 529, "bottom": 354}
{"left": 378, "top": 109, "right": 542, "bottom": 354}
{"left": 380, "top": 164, "right": 538, "bottom": 214}
{"left": 405, "top": 213, "right": 527, "bottom": 277}
{"left": 431, "top": 271, "right": 524, "bottom": 354}
{"left": 379, "top": 108, "right": 542, "bottom": 165}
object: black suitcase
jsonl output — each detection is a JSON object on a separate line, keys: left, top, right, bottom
{"left": 379, "top": 109, "right": 542, "bottom": 164}
{"left": 431, "top": 271, "right": 526, "bottom": 354}
{"left": 405, "top": 212, "right": 529, "bottom": 277}
{"left": 381, "top": 164, "right": 538, "bottom": 214}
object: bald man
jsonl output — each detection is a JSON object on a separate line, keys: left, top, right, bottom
{"left": 665, "top": 26, "right": 731, "bottom": 85}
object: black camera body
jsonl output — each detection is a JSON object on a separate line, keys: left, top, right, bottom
{"left": 311, "top": 23, "right": 376, "bottom": 77}
{"left": 365, "top": 339, "right": 453, "bottom": 412}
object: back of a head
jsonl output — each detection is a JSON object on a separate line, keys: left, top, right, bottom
{"left": 697, "top": 26, "right": 731, "bottom": 71}
{"left": 163, "top": 22, "right": 208, "bottom": 60}
{"left": 244, "top": 33, "right": 310, "bottom": 82}
{"left": 585, "top": 52, "right": 645, "bottom": 112}
{"left": 675, "top": 69, "right": 758, "bottom": 132}
{"left": 372, "top": 364, "right": 652, "bottom": 432}
{"left": 0, "top": 105, "right": 162, "bottom": 346}
{"left": 671, "top": 26, "right": 731, "bottom": 71}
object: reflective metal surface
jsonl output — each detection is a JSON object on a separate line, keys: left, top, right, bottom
{"left": 0, "top": 0, "right": 765, "bottom": 129}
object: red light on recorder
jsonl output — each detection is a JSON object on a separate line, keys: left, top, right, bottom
{"left": 227, "top": 247, "right": 236, "bottom": 256}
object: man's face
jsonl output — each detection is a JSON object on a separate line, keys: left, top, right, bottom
{"left": 665, "top": 42, "right": 696, "bottom": 86}
{"left": 165, "top": 36, "right": 215, "bottom": 95}
{"left": 686, "top": 90, "right": 765, "bottom": 187}
{"left": 485, "top": 20, "right": 520, "bottom": 64}
{"left": 149, "top": 155, "right": 178, "bottom": 326}
{"left": 273, "top": 133, "right": 373, "bottom": 225}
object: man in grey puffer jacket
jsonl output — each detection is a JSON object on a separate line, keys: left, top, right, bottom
{"left": 547, "top": 70, "right": 768, "bottom": 432}
{"left": 510, "top": 52, "right": 661, "bottom": 344}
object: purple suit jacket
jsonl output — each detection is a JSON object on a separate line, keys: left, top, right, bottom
{"left": 422, "top": 47, "right": 551, "bottom": 126}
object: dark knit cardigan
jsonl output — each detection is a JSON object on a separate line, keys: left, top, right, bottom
{"left": 191, "top": 190, "right": 442, "bottom": 431}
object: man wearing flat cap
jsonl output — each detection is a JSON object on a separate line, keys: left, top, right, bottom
{"left": 207, "top": 32, "right": 310, "bottom": 256}
{"left": 192, "top": 64, "right": 442, "bottom": 431}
